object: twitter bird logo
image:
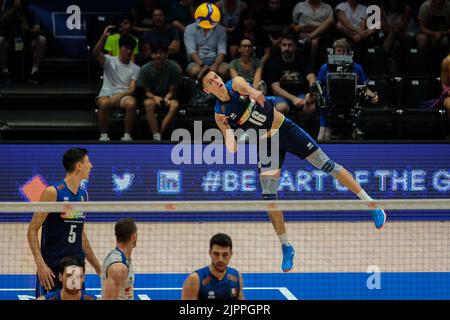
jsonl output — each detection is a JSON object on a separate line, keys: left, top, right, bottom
{"left": 112, "top": 172, "right": 135, "bottom": 192}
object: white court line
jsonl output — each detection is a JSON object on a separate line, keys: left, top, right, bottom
{"left": 0, "top": 287, "right": 298, "bottom": 300}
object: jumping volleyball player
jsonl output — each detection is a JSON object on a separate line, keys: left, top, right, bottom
{"left": 198, "top": 67, "right": 387, "bottom": 272}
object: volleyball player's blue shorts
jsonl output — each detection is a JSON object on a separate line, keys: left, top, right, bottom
{"left": 257, "top": 117, "right": 319, "bottom": 171}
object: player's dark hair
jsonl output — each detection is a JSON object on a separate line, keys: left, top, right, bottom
{"left": 115, "top": 218, "right": 137, "bottom": 243}
{"left": 119, "top": 34, "right": 137, "bottom": 50}
{"left": 210, "top": 233, "right": 233, "bottom": 251}
{"left": 197, "top": 65, "right": 213, "bottom": 89}
{"left": 63, "top": 148, "right": 88, "bottom": 173}
{"left": 59, "top": 256, "right": 85, "bottom": 275}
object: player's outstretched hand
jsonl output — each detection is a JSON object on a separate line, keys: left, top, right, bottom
{"left": 250, "top": 89, "right": 265, "bottom": 107}
{"left": 37, "top": 263, "right": 55, "bottom": 291}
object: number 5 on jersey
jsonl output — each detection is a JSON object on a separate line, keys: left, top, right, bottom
{"left": 68, "top": 225, "right": 77, "bottom": 243}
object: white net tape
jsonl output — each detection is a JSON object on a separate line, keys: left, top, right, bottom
{"left": 0, "top": 199, "right": 450, "bottom": 212}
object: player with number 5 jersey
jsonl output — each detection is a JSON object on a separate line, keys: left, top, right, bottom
{"left": 27, "top": 148, "right": 102, "bottom": 297}
{"left": 198, "top": 67, "right": 387, "bottom": 273}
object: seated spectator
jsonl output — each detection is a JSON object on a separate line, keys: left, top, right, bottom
{"left": 104, "top": 14, "right": 139, "bottom": 60}
{"left": 215, "top": 0, "right": 247, "bottom": 38}
{"left": 138, "top": 43, "right": 181, "bottom": 141}
{"left": 335, "top": 0, "right": 378, "bottom": 49}
{"left": 130, "top": 0, "right": 162, "bottom": 34}
{"left": 380, "top": 0, "right": 414, "bottom": 74}
{"left": 184, "top": 19, "right": 228, "bottom": 79}
{"left": 291, "top": 0, "right": 335, "bottom": 71}
{"left": 141, "top": 8, "right": 182, "bottom": 66}
{"left": 229, "top": 10, "right": 271, "bottom": 65}
{"left": 168, "top": 0, "right": 195, "bottom": 34}
{"left": 0, "top": 0, "right": 46, "bottom": 84}
{"left": 229, "top": 37, "right": 265, "bottom": 93}
{"left": 316, "top": 38, "right": 378, "bottom": 141}
{"left": 416, "top": 0, "right": 450, "bottom": 52}
{"left": 37, "top": 257, "right": 96, "bottom": 301}
{"left": 258, "top": 0, "right": 292, "bottom": 48}
{"left": 266, "top": 32, "right": 317, "bottom": 117}
{"left": 94, "top": 26, "right": 140, "bottom": 142}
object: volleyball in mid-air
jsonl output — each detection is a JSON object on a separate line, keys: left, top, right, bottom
{"left": 195, "top": 2, "right": 221, "bottom": 29}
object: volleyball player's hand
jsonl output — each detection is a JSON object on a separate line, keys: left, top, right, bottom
{"left": 216, "top": 114, "right": 229, "bottom": 126}
{"left": 250, "top": 89, "right": 265, "bottom": 107}
{"left": 37, "top": 263, "right": 55, "bottom": 291}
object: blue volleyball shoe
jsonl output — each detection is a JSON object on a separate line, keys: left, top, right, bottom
{"left": 370, "top": 208, "right": 386, "bottom": 229}
{"left": 281, "top": 244, "right": 295, "bottom": 272}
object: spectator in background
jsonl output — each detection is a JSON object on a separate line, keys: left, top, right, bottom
{"left": 94, "top": 26, "right": 140, "bottom": 142}
{"left": 291, "top": 0, "right": 335, "bottom": 71}
{"left": 380, "top": 0, "right": 413, "bottom": 74}
{"left": 228, "top": 10, "right": 271, "bottom": 65}
{"left": 215, "top": 0, "right": 247, "bottom": 38}
{"left": 130, "top": 0, "right": 161, "bottom": 34}
{"left": 104, "top": 14, "right": 139, "bottom": 60}
{"left": 138, "top": 43, "right": 181, "bottom": 141}
{"left": 266, "top": 32, "right": 317, "bottom": 117}
{"left": 184, "top": 19, "right": 228, "bottom": 79}
{"left": 335, "top": 0, "right": 378, "bottom": 50}
{"left": 168, "top": 0, "right": 196, "bottom": 34}
{"left": 258, "top": 0, "right": 292, "bottom": 48}
{"left": 141, "top": 8, "right": 182, "bottom": 67}
{"left": 0, "top": 0, "right": 46, "bottom": 84}
{"left": 416, "top": 0, "right": 450, "bottom": 51}
{"left": 229, "top": 37, "right": 265, "bottom": 93}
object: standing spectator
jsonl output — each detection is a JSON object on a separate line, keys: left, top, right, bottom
{"left": 215, "top": 0, "right": 247, "bottom": 38}
{"left": 229, "top": 37, "right": 265, "bottom": 92}
{"left": 266, "top": 32, "right": 317, "bottom": 117}
{"left": 416, "top": 0, "right": 450, "bottom": 51}
{"left": 138, "top": 43, "right": 181, "bottom": 141}
{"left": 168, "top": 0, "right": 196, "bottom": 34}
{"left": 184, "top": 20, "right": 228, "bottom": 79}
{"left": 228, "top": 10, "right": 271, "bottom": 65}
{"left": 380, "top": 0, "right": 414, "bottom": 74}
{"left": 104, "top": 14, "right": 139, "bottom": 59}
{"left": 141, "top": 8, "right": 182, "bottom": 66}
{"left": 291, "top": 0, "right": 335, "bottom": 71}
{"left": 0, "top": 0, "right": 46, "bottom": 84}
{"left": 130, "top": 0, "right": 161, "bottom": 34}
{"left": 335, "top": 0, "right": 378, "bottom": 48}
{"left": 94, "top": 26, "right": 140, "bottom": 142}
{"left": 258, "top": 0, "right": 292, "bottom": 48}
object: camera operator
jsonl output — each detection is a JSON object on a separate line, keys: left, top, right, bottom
{"left": 316, "top": 38, "right": 378, "bottom": 140}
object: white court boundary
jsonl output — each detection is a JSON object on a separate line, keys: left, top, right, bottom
{"left": 1, "top": 287, "right": 298, "bottom": 300}
{"left": 1, "top": 199, "right": 450, "bottom": 213}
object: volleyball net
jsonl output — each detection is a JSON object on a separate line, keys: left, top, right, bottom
{"left": 0, "top": 199, "right": 449, "bottom": 300}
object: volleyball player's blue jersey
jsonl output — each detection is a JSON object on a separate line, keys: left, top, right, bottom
{"left": 41, "top": 180, "right": 87, "bottom": 268}
{"left": 214, "top": 80, "right": 274, "bottom": 132}
{"left": 42, "top": 289, "right": 96, "bottom": 300}
{"left": 196, "top": 266, "right": 241, "bottom": 300}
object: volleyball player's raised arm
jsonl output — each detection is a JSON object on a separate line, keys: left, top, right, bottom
{"left": 231, "top": 76, "right": 265, "bottom": 106}
{"left": 27, "top": 186, "right": 56, "bottom": 291}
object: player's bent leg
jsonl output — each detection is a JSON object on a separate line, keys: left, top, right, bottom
{"left": 305, "top": 149, "right": 386, "bottom": 229}
{"left": 260, "top": 172, "right": 296, "bottom": 272}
